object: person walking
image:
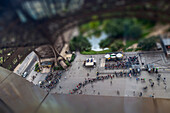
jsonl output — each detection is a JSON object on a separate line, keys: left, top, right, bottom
{"left": 155, "top": 68, "right": 158, "bottom": 73}
{"left": 91, "top": 84, "right": 93, "bottom": 88}
{"left": 59, "top": 86, "right": 62, "bottom": 89}
{"left": 133, "top": 91, "right": 135, "bottom": 96}
{"left": 98, "top": 92, "right": 100, "bottom": 95}
{"left": 117, "top": 90, "right": 120, "bottom": 95}
{"left": 139, "top": 92, "right": 142, "bottom": 97}
{"left": 152, "top": 93, "right": 155, "bottom": 98}
{"left": 163, "top": 77, "right": 166, "bottom": 83}
{"left": 164, "top": 81, "right": 166, "bottom": 85}
{"left": 110, "top": 81, "right": 112, "bottom": 85}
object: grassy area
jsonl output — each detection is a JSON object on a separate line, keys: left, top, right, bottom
{"left": 125, "top": 40, "right": 138, "bottom": 48}
{"left": 124, "top": 48, "right": 134, "bottom": 52}
{"left": 141, "top": 31, "right": 150, "bottom": 39}
{"left": 135, "top": 48, "right": 143, "bottom": 51}
{"left": 81, "top": 49, "right": 112, "bottom": 55}
{"left": 141, "top": 22, "right": 155, "bottom": 39}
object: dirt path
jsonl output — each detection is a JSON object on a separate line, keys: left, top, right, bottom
{"left": 146, "top": 24, "right": 170, "bottom": 38}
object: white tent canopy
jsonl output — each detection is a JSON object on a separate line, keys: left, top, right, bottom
{"left": 116, "top": 53, "right": 123, "bottom": 58}
{"left": 110, "top": 53, "right": 116, "bottom": 59}
{"left": 105, "top": 54, "right": 110, "bottom": 59}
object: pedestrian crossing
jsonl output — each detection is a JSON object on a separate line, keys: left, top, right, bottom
{"left": 100, "top": 58, "right": 105, "bottom": 67}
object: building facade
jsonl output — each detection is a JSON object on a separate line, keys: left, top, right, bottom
{"left": 160, "top": 36, "right": 170, "bottom": 57}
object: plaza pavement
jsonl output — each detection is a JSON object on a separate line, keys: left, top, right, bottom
{"left": 15, "top": 51, "right": 170, "bottom": 99}
{"left": 50, "top": 51, "right": 170, "bottom": 99}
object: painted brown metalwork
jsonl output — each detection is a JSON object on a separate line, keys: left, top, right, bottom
{"left": 1, "top": 0, "right": 170, "bottom": 70}
{"left": 0, "top": 47, "right": 35, "bottom": 71}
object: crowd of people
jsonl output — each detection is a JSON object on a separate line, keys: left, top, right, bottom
{"left": 39, "top": 71, "right": 63, "bottom": 91}
{"left": 105, "top": 56, "right": 140, "bottom": 70}
{"left": 143, "top": 74, "right": 167, "bottom": 91}
{"left": 128, "top": 56, "right": 139, "bottom": 65}
{"left": 105, "top": 61, "right": 129, "bottom": 69}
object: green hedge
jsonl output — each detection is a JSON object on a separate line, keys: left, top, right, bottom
{"left": 137, "top": 36, "right": 157, "bottom": 51}
{"left": 70, "top": 54, "right": 76, "bottom": 62}
{"left": 81, "top": 49, "right": 112, "bottom": 55}
{"left": 65, "top": 60, "right": 70, "bottom": 66}
{"left": 34, "top": 63, "right": 40, "bottom": 72}
{"left": 53, "top": 65, "right": 64, "bottom": 71}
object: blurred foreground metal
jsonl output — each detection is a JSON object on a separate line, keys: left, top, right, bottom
{"left": 0, "top": 66, "right": 170, "bottom": 113}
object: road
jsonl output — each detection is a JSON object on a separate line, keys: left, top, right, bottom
{"left": 13, "top": 52, "right": 38, "bottom": 81}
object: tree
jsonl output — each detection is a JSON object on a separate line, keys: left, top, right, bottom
{"left": 103, "top": 18, "right": 142, "bottom": 40}
{"left": 103, "top": 19, "right": 124, "bottom": 38}
{"left": 110, "top": 40, "right": 124, "bottom": 52}
{"left": 137, "top": 37, "right": 157, "bottom": 51}
{"left": 99, "top": 38, "right": 113, "bottom": 48}
{"left": 69, "top": 35, "right": 91, "bottom": 52}
{"left": 110, "top": 43, "right": 118, "bottom": 51}
{"left": 126, "top": 24, "right": 142, "bottom": 39}
{"left": 79, "top": 20, "right": 102, "bottom": 36}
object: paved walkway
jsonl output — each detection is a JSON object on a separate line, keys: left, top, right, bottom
{"left": 50, "top": 52, "right": 170, "bottom": 99}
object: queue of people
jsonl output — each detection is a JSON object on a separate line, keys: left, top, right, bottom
{"left": 69, "top": 71, "right": 167, "bottom": 98}
{"left": 69, "top": 72, "right": 139, "bottom": 94}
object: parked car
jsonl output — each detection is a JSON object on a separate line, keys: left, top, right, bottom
{"left": 22, "top": 72, "right": 28, "bottom": 78}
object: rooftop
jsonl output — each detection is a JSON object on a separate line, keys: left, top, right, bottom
{"left": 41, "top": 61, "right": 53, "bottom": 66}
{"left": 162, "top": 38, "right": 170, "bottom": 46}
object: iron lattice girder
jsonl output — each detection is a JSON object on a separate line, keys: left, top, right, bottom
{"left": 0, "top": 23, "right": 48, "bottom": 49}
{"left": 0, "top": 46, "right": 35, "bottom": 71}
{"left": 0, "top": 0, "right": 170, "bottom": 71}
